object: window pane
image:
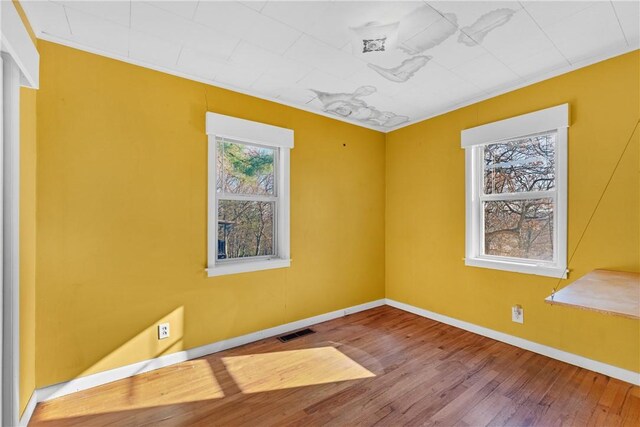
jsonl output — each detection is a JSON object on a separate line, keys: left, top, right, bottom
{"left": 218, "top": 139, "right": 275, "bottom": 196}
{"left": 218, "top": 200, "right": 275, "bottom": 260}
{"left": 216, "top": 141, "right": 224, "bottom": 193}
{"left": 484, "top": 198, "right": 554, "bottom": 261}
{"left": 484, "top": 133, "right": 555, "bottom": 194}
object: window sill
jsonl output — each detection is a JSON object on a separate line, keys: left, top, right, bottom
{"left": 465, "top": 257, "right": 567, "bottom": 278}
{"left": 206, "top": 258, "right": 291, "bottom": 277}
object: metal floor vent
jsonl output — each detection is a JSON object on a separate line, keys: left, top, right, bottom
{"left": 277, "top": 328, "right": 315, "bottom": 343}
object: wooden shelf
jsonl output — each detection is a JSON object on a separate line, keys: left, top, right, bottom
{"left": 545, "top": 270, "right": 640, "bottom": 320}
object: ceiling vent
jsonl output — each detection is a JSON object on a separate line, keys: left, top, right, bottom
{"left": 350, "top": 21, "right": 400, "bottom": 56}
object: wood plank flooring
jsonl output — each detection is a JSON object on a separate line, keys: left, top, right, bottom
{"left": 29, "top": 306, "right": 640, "bottom": 426}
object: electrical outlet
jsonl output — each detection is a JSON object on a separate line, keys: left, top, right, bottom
{"left": 512, "top": 305, "right": 524, "bottom": 324}
{"left": 158, "top": 323, "right": 170, "bottom": 339}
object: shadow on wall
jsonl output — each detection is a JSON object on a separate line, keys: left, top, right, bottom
{"left": 46, "top": 307, "right": 186, "bottom": 399}
{"left": 82, "top": 306, "right": 186, "bottom": 377}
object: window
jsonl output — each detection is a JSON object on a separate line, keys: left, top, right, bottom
{"left": 206, "top": 113, "right": 293, "bottom": 277}
{"left": 216, "top": 138, "right": 277, "bottom": 261}
{"left": 462, "top": 105, "right": 568, "bottom": 278}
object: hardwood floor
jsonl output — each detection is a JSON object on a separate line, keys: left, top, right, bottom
{"left": 30, "top": 306, "right": 640, "bottom": 426}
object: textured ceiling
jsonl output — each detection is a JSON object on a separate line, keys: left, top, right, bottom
{"left": 21, "top": 1, "right": 640, "bottom": 131}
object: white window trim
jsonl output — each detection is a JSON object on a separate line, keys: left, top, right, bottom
{"left": 462, "top": 104, "right": 569, "bottom": 279}
{"left": 205, "top": 112, "right": 293, "bottom": 277}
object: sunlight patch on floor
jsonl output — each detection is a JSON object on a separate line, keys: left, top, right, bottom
{"left": 221, "top": 346, "right": 375, "bottom": 394}
{"left": 36, "top": 358, "right": 225, "bottom": 421}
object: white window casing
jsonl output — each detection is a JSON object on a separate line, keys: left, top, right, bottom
{"left": 206, "top": 112, "right": 293, "bottom": 277}
{"left": 462, "top": 104, "right": 569, "bottom": 278}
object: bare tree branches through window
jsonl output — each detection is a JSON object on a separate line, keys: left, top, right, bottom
{"left": 482, "top": 133, "right": 556, "bottom": 261}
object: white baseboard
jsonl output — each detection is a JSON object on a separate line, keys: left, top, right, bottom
{"left": 36, "top": 299, "right": 386, "bottom": 403}
{"left": 18, "top": 391, "right": 37, "bottom": 427}
{"left": 385, "top": 298, "right": 640, "bottom": 386}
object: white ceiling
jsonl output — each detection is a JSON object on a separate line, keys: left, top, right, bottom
{"left": 21, "top": 0, "right": 640, "bottom": 132}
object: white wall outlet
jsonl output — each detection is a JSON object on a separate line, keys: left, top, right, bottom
{"left": 512, "top": 305, "right": 524, "bottom": 324}
{"left": 158, "top": 322, "right": 170, "bottom": 339}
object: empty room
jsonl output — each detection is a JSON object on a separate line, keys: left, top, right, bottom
{"left": 1, "top": 0, "right": 639, "bottom": 425}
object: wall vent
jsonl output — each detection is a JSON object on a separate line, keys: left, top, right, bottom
{"left": 277, "top": 328, "right": 315, "bottom": 343}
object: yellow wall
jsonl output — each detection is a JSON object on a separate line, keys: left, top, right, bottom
{"left": 386, "top": 51, "right": 640, "bottom": 372}
{"left": 35, "top": 41, "right": 386, "bottom": 387}
{"left": 15, "top": 0, "right": 39, "bottom": 415}
{"left": 12, "top": 0, "right": 37, "bottom": 45}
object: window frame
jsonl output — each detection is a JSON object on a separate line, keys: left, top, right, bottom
{"left": 206, "top": 113, "right": 293, "bottom": 277}
{"left": 463, "top": 105, "right": 569, "bottom": 278}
